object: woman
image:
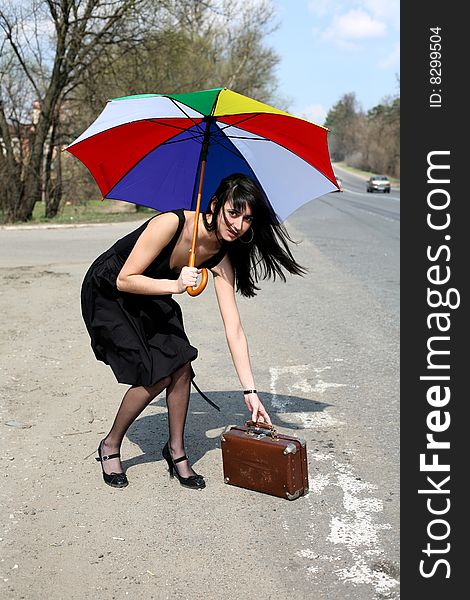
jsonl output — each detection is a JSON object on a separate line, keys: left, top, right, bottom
{"left": 81, "top": 173, "right": 306, "bottom": 490}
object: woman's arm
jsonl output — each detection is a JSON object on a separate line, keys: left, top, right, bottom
{"left": 116, "top": 213, "right": 198, "bottom": 295}
{"left": 212, "top": 256, "right": 271, "bottom": 424}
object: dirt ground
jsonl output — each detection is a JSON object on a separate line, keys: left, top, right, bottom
{"left": 0, "top": 248, "right": 312, "bottom": 600}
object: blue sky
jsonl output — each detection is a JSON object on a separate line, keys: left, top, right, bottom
{"left": 269, "top": 0, "right": 400, "bottom": 124}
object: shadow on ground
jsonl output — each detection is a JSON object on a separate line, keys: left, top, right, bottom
{"left": 122, "top": 390, "right": 330, "bottom": 473}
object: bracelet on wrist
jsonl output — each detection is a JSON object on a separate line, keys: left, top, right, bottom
{"left": 243, "top": 389, "right": 257, "bottom": 395}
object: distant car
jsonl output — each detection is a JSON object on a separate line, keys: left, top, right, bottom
{"left": 366, "top": 175, "right": 391, "bottom": 193}
{"left": 333, "top": 174, "right": 343, "bottom": 192}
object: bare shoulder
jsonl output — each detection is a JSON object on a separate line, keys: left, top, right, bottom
{"left": 144, "top": 211, "right": 180, "bottom": 241}
{"left": 147, "top": 211, "right": 180, "bottom": 232}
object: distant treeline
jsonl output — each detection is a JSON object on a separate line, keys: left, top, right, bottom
{"left": 325, "top": 91, "right": 400, "bottom": 179}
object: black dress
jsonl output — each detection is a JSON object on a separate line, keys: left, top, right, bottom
{"left": 81, "top": 209, "right": 226, "bottom": 387}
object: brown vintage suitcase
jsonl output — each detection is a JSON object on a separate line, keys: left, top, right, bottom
{"left": 221, "top": 421, "right": 309, "bottom": 500}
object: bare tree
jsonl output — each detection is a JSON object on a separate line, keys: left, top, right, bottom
{"left": 365, "top": 98, "right": 400, "bottom": 177}
{"left": 78, "top": 0, "right": 280, "bottom": 103}
{"left": 1, "top": 0, "right": 281, "bottom": 220}
{"left": 0, "top": 0, "right": 149, "bottom": 222}
{"left": 60, "top": 0, "right": 281, "bottom": 204}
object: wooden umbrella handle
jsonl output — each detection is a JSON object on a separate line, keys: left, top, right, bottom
{"left": 186, "top": 156, "right": 208, "bottom": 297}
{"left": 186, "top": 249, "right": 209, "bottom": 296}
{"left": 186, "top": 268, "right": 208, "bottom": 296}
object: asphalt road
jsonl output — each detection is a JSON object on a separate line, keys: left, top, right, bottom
{"left": 0, "top": 168, "right": 399, "bottom": 599}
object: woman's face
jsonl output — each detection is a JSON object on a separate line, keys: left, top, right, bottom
{"left": 215, "top": 199, "right": 254, "bottom": 242}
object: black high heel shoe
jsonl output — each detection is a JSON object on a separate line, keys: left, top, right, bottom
{"left": 162, "top": 442, "right": 205, "bottom": 490}
{"left": 95, "top": 440, "right": 129, "bottom": 488}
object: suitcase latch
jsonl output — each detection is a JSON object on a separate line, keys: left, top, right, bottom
{"left": 283, "top": 443, "right": 297, "bottom": 455}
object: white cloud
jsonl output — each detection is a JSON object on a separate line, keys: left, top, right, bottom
{"left": 309, "top": 1, "right": 398, "bottom": 48}
{"left": 324, "top": 9, "right": 387, "bottom": 42}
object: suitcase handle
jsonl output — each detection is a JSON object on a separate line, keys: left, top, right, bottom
{"left": 245, "top": 420, "right": 279, "bottom": 439}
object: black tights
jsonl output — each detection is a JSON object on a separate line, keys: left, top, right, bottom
{"left": 100, "top": 362, "right": 196, "bottom": 478}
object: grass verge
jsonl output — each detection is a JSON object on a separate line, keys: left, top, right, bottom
{"left": 333, "top": 162, "right": 400, "bottom": 186}
{"left": 2, "top": 199, "right": 157, "bottom": 225}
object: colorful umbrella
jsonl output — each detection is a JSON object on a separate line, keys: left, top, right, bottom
{"left": 66, "top": 87, "right": 339, "bottom": 294}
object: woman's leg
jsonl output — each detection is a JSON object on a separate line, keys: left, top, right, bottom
{"left": 100, "top": 376, "right": 171, "bottom": 475}
{"left": 165, "top": 362, "right": 197, "bottom": 479}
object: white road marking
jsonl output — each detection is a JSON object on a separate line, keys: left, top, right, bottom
{"left": 308, "top": 471, "right": 330, "bottom": 494}
{"left": 270, "top": 364, "right": 399, "bottom": 598}
{"left": 269, "top": 364, "right": 349, "bottom": 412}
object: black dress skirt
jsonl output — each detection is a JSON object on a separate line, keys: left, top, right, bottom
{"left": 81, "top": 209, "right": 226, "bottom": 387}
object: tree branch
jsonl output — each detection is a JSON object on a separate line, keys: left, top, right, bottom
{"left": 0, "top": 9, "right": 42, "bottom": 98}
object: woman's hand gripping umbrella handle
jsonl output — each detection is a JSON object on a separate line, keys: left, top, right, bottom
{"left": 186, "top": 155, "right": 208, "bottom": 297}
{"left": 186, "top": 253, "right": 208, "bottom": 296}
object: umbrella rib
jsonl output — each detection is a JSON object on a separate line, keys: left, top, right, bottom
{"left": 221, "top": 134, "right": 271, "bottom": 142}
{"left": 218, "top": 119, "right": 336, "bottom": 184}
{"left": 202, "top": 132, "right": 279, "bottom": 219}
{"left": 167, "top": 97, "right": 204, "bottom": 132}
{"left": 103, "top": 129, "right": 204, "bottom": 200}
{"left": 216, "top": 113, "right": 261, "bottom": 131}
{"left": 159, "top": 131, "right": 204, "bottom": 146}
{"left": 146, "top": 118, "right": 199, "bottom": 134}
{"left": 207, "top": 131, "right": 258, "bottom": 160}
{"left": 216, "top": 118, "right": 272, "bottom": 142}
{"left": 68, "top": 118, "right": 197, "bottom": 149}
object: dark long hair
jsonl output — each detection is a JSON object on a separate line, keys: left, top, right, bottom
{"left": 202, "top": 173, "right": 307, "bottom": 297}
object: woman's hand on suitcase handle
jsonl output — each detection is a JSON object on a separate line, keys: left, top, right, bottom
{"left": 176, "top": 266, "right": 200, "bottom": 293}
{"left": 244, "top": 392, "right": 272, "bottom": 425}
